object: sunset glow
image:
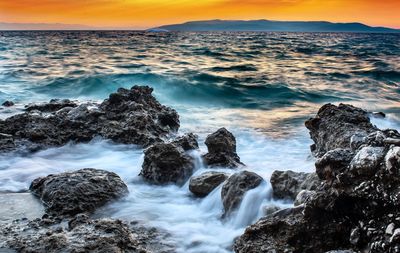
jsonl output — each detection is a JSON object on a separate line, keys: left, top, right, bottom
{"left": 0, "top": 0, "right": 399, "bottom": 29}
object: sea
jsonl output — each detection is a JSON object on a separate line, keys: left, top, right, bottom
{"left": 0, "top": 31, "right": 399, "bottom": 252}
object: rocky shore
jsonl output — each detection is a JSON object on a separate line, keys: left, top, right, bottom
{"left": 1, "top": 86, "right": 399, "bottom": 252}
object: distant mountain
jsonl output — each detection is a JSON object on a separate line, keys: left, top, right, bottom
{"left": 154, "top": 20, "right": 400, "bottom": 33}
{"left": 0, "top": 22, "right": 96, "bottom": 30}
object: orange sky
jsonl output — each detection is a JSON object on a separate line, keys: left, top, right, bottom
{"left": 0, "top": 0, "right": 399, "bottom": 29}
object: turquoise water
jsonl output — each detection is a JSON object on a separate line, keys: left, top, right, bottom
{"left": 0, "top": 31, "right": 399, "bottom": 252}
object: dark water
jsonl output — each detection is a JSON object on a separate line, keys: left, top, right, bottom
{"left": 0, "top": 31, "right": 399, "bottom": 253}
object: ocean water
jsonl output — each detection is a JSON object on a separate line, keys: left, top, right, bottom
{"left": 0, "top": 31, "right": 399, "bottom": 252}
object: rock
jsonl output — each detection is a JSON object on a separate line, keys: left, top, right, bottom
{"left": 202, "top": 128, "right": 243, "bottom": 168}
{"left": 385, "top": 146, "right": 400, "bottom": 174}
{"left": 140, "top": 142, "right": 195, "bottom": 185}
{"left": 349, "top": 146, "right": 385, "bottom": 176}
{"left": 30, "top": 168, "right": 128, "bottom": 216}
{"left": 350, "top": 132, "right": 367, "bottom": 150}
{"left": 305, "top": 103, "right": 377, "bottom": 157}
{"left": 234, "top": 103, "right": 400, "bottom": 253}
{"left": 270, "top": 170, "right": 320, "bottom": 200}
{"left": 0, "top": 86, "right": 180, "bottom": 153}
{"left": 2, "top": 101, "right": 14, "bottom": 107}
{"left": 221, "top": 171, "right": 263, "bottom": 216}
{"left": 315, "top": 148, "right": 354, "bottom": 181}
{"left": 263, "top": 205, "right": 281, "bottom": 216}
{"left": 384, "top": 138, "right": 400, "bottom": 146}
{"left": 371, "top": 111, "right": 386, "bottom": 118}
{"left": 385, "top": 223, "right": 395, "bottom": 235}
{"left": 294, "top": 190, "right": 317, "bottom": 206}
{"left": 189, "top": 171, "right": 228, "bottom": 197}
{"left": 0, "top": 215, "right": 173, "bottom": 253}
{"left": 171, "top": 133, "right": 199, "bottom": 151}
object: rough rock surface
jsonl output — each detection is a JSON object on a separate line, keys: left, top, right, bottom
{"left": 0, "top": 86, "right": 179, "bottom": 153}
{"left": 294, "top": 190, "right": 317, "bottom": 206}
{"left": 171, "top": 133, "right": 199, "bottom": 151}
{"left": 2, "top": 100, "right": 14, "bottom": 107}
{"left": 30, "top": 168, "right": 128, "bottom": 216}
{"left": 221, "top": 171, "right": 263, "bottom": 216}
{"left": 140, "top": 141, "right": 196, "bottom": 185}
{"left": 189, "top": 171, "right": 229, "bottom": 197}
{"left": 305, "top": 103, "right": 377, "bottom": 157}
{"left": 202, "top": 128, "right": 244, "bottom": 168}
{"left": 0, "top": 215, "right": 174, "bottom": 253}
{"left": 270, "top": 170, "right": 321, "bottom": 200}
{"left": 234, "top": 103, "right": 400, "bottom": 253}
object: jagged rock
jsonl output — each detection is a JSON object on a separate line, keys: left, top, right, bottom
{"left": 171, "top": 133, "right": 199, "bottom": 151}
{"left": 0, "top": 215, "right": 174, "bottom": 253}
{"left": 263, "top": 205, "right": 281, "bottom": 216}
{"left": 202, "top": 128, "right": 243, "bottom": 168}
{"left": 235, "top": 104, "right": 400, "bottom": 253}
{"left": 221, "top": 171, "right": 263, "bottom": 216}
{"left": 0, "top": 86, "right": 180, "bottom": 153}
{"left": 294, "top": 190, "right": 317, "bottom": 206}
{"left": 30, "top": 168, "right": 128, "bottom": 216}
{"left": 350, "top": 146, "right": 385, "bottom": 176}
{"left": 2, "top": 101, "right": 14, "bottom": 107}
{"left": 189, "top": 171, "right": 228, "bottom": 197}
{"left": 385, "top": 146, "right": 400, "bottom": 174}
{"left": 140, "top": 142, "right": 195, "bottom": 185}
{"left": 270, "top": 170, "right": 320, "bottom": 200}
{"left": 305, "top": 103, "right": 377, "bottom": 157}
{"left": 315, "top": 148, "right": 354, "bottom": 181}
{"left": 350, "top": 132, "right": 367, "bottom": 150}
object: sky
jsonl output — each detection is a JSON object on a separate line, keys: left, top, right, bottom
{"left": 0, "top": 0, "right": 399, "bottom": 29}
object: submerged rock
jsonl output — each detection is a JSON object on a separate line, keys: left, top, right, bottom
{"left": 2, "top": 101, "right": 14, "bottom": 107}
{"left": 0, "top": 215, "right": 174, "bottom": 253}
{"left": 305, "top": 103, "right": 377, "bottom": 157}
{"left": 140, "top": 142, "right": 195, "bottom": 185}
{"left": 30, "top": 168, "right": 128, "bottom": 216}
{"left": 221, "top": 171, "right": 263, "bottom": 216}
{"left": 202, "top": 128, "right": 243, "bottom": 168}
{"left": 0, "top": 86, "right": 179, "bottom": 153}
{"left": 189, "top": 171, "right": 229, "bottom": 197}
{"left": 270, "top": 170, "right": 320, "bottom": 200}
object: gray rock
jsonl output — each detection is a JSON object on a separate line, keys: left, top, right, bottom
{"left": 30, "top": 168, "right": 128, "bottom": 216}
{"left": 385, "top": 146, "right": 400, "bottom": 174}
{"left": 221, "top": 171, "right": 263, "bottom": 216}
{"left": 189, "top": 171, "right": 228, "bottom": 197}
{"left": 350, "top": 132, "right": 367, "bottom": 150}
{"left": 270, "top": 170, "right": 320, "bottom": 200}
{"left": 305, "top": 103, "right": 377, "bottom": 157}
{"left": 386, "top": 223, "right": 395, "bottom": 235}
{"left": 0, "top": 86, "right": 180, "bottom": 153}
{"left": 315, "top": 148, "right": 354, "bottom": 181}
{"left": 350, "top": 146, "right": 385, "bottom": 176}
{"left": 202, "top": 128, "right": 243, "bottom": 168}
{"left": 171, "top": 133, "right": 199, "bottom": 151}
{"left": 0, "top": 215, "right": 173, "bottom": 253}
{"left": 140, "top": 142, "right": 195, "bottom": 185}
{"left": 294, "top": 190, "right": 317, "bottom": 206}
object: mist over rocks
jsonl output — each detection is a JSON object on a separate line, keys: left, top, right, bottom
{"left": 30, "top": 168, "right": 129, "bottom": 217}
{"left": 0, "top": 85, "right": 180, "bottom": 153}
{"left": 234, "top": 103, "right": 400, "bottom": 253}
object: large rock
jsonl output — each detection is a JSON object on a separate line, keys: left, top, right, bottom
{"left": 305, "top": 103, "right": 377, "bottom": 157}
{"left": 0, "top": 86, "right": 180, "bottom": 153}
{"left": 234, "top": 104, "right": 400, "bottom": 253}
{"left": 315, "top": 148, "right": 354, "bottom": 181}
{"left": 30, "top": 168, "right": 128, "bottom": 216}
{"left": 221, "top": 171, "right": 263, "bottom": 216}
{"left": 270, "top": 170, "right": 321, "bottom": 200}
{"left": 189, "top": 171, "right": 228, "bottom": 197}
{"left": 0, "top": 215, "right": 174, "bottom": 253}
{"left": 202, "top": 128, "right": 243, "bottom": 168}
{"left": 140, "top": 142, "right": 195, "bottom": 185}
